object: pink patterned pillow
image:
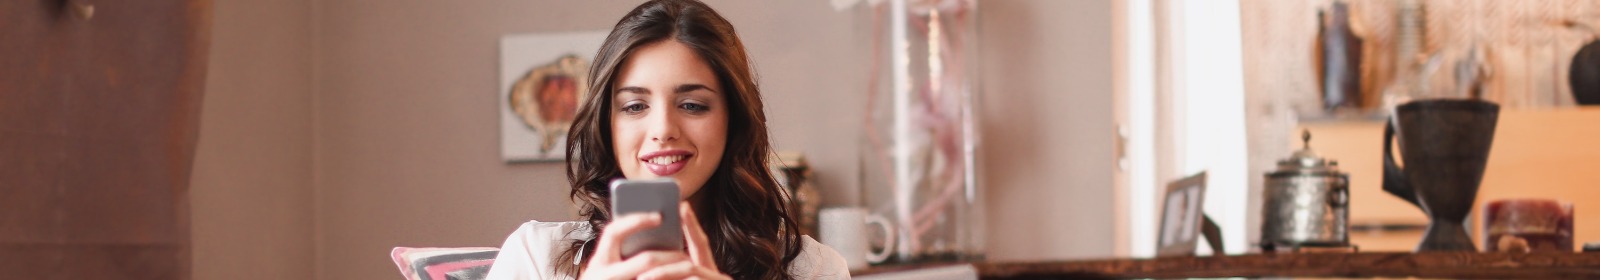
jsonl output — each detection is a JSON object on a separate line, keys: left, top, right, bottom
{"left": 390, "top": 247, "right": 500, "bottom": 280}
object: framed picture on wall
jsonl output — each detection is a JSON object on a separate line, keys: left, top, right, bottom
{"left": 1156, "top": 172, "right": 1207, "bottom": 257}
{"left": 500, "top": 31, "right": 608, "bottom": 162}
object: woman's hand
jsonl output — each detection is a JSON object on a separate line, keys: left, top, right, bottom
{"left": 580, "top": 203, "right": 730, "bottom": 280}
{"left": 633, "top": 202, "right": 730, "bottom": 280}
{"left": 579, "top": 213, "right": 689, "bottom": 280}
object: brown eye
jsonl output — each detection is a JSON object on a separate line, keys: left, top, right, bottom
{"left": 679, "top": 102, "right": 709, "bottom": 113}
{"left": 620, "top": 102, "right": 648, "bottom": 114}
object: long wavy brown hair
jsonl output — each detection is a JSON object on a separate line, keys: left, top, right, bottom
{"left": 557, "top": 0, "right": 801, "bottom": 279}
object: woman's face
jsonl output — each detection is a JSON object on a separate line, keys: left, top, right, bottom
{"left": 610, "top": 40, "right": 728, "bottom": 200}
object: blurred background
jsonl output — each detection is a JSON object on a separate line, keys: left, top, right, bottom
{"left": 7, "top": 0, "right": 1600, "bottom": 279}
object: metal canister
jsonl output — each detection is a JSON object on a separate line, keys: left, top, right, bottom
{"left": 1261, "top": 130, "right": 1350, "bottom": 249}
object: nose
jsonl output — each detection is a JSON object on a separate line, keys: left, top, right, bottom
{"left": 646, "top": 104, "right": 680, "bottom": 143}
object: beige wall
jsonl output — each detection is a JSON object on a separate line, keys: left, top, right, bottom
{"left": 191, "top": 0, "right": 314, "bottom": 279}
{"left": 978, "top": 1, "right": 1116, "bottom": 261}
{"left": 309, "top": 1, "right": 635, "bottom": 279}
{"left": 196, "top": 0, "right": 1116, "bottom": 279}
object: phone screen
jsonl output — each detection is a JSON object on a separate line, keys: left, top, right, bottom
{"left": 608, "top": 178, "right": 685, "bottom": 257}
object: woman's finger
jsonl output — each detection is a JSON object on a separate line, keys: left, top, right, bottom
{"left": 679, "top": 202, "right": 717, "bottom": 270}
{"left": 637, "top": 260, "right": 732, "bottom": 280}
{"left": 591, "top": 212, "right": 662, "bottom": 264}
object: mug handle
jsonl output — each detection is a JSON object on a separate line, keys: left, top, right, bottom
{"left": 1382, "top": 119, "right": 1421, "bottom": 207}
{"left": 863, "top": 214, "right": 896, "bottom": 264}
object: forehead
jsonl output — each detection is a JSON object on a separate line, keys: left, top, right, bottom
{"left": 613, "top": 40, "right": 720, "bottom": 92}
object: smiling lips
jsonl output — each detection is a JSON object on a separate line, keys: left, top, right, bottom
{"left": 640, "top": 150, "right": 692, "bottom": 176}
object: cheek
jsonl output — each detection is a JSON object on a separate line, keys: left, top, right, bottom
{"left": 611, "top": 118, "right": 643, "bottom": 176}
{"left": 694, "top": 112, "right": 730, "bottom": 164}
{"left": 706, "top": 118, "right": 727, "bottom": 153}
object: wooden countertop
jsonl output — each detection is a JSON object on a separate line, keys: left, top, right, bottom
{"left": 975, "top": 252, "right": 1600, "bottom": 279}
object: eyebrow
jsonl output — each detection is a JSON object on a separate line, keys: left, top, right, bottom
{"left": 614, "top": 84, "right": 718, "bottom": 95}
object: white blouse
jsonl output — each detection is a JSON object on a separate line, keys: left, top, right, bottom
{"left": 485, "top": 220, "right": 851, "bottom": 280}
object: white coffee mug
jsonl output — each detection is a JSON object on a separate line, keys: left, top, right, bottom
{"left": 818, "top": 207, "right": 895, "bottom": 270}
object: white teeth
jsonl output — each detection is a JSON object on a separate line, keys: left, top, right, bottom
{"left": 647, "top": 155, "right": 685, "bottom": 165}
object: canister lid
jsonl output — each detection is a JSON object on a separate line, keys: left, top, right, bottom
{"left": 1272, "top": 130, "right": 1343, "bottom": 175}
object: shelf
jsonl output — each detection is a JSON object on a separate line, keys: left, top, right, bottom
{"left": 975, "top": 252, "right": 1600, "bottom": 279}
{"left": 1295, "top": 109, "right": 1390, "bottom": 124}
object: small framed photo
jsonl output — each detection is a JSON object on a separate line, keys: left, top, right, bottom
{"left": 1156, "top": 172, "right": 1207, "bottom": 257}
{"left": 500, "top": 31, "right": 609, "bottom": 163}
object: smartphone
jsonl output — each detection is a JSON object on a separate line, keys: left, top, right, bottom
{"left": 609, "top": 178, "right": 685, "bottom": 257}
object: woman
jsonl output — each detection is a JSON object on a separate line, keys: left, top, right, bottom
{"left": 486, "top": 0, "right": 850, "bottom": 279}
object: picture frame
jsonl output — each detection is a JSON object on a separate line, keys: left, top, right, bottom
{"left": 499, "top": 31, "right": 609, "bottom": 163}
{"left": 1156, "top": 171, "right": 1207, "bottom": 257}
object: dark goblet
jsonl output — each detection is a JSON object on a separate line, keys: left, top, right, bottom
{"left": 1382, "top": 99, "right": 1499, "bottom": 252}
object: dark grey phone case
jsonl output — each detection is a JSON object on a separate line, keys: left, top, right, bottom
{"left": 609, "top": 178, "right": 685, "bottom": 257}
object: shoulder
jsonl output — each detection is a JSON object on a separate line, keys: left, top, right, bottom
{"left": 485, "top": 220, "right": 592, "bottom": 280}
{"left": 788, "top": 235, "right": 852, "bottom": 279}
{"left": 505, "top": 220, "right": 592, "bottom": 246}
{"left": 522, "top": 220, "right": 592, "bottom": 237}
